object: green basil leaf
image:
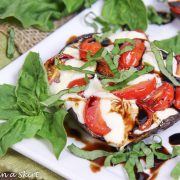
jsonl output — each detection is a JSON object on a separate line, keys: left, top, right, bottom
{"left": 102, "top": 0, "right": 148, "bottom": 30}
{"left": 0, "top": 113, "right": 44, "bottom": 156}
{"left": 57, "top": 63, "right": 95, "bottom": 74}
{"left": 104, "top": 154, "right": 114, "bottom": 167}
{"left": 41, "top": 85, "right": 86, "bottom": 107}
{"left": 101, "top": 67, "right": 137, "bottom": 85}
{"left": 140, "top": 142, "right": 154, "bottom": 169}
{"left": 111, "top": 152, "right": 128, "bottom": 165}
{"left": 0, "top": 84, "right": 22, "bottom": 120}
{"left": 124, "top": 157, "right": 136, "bottom": 180}
{"left": 147, "top": 6, "right": 172, "bottom": 25}
{"left": 6, "top": 28, "right": 15, "bottom": 59}
{"left": 84, "top": 12, "right": 98, "bottom": 32}
{"left": 16, "top": 52, "right": 49, "bottom": 101}
{"left": 67, "top": 144, "right": 111, "bottom": 160}
{"left": 154, "top": 33, "right": 180, "bottom": 55}
{"left": 105, "top": 64, "right": 154, "bottom": 91}
{"left": 166, "top": 52, "right": 173, "bottom": 74}
{"left": 63, "top": 0, "right": 84, "bottom": 13}
{"left": 150, "top": 42, "right": 180, "bottom": 86}
{"left": 37, "top": 109, "right": 67, "bottom": 159}
{"left": 172, "top": 146, "right": 180, "bottom": 157}
{"left": 171, "top": 162, "right": 180, "bottom": 180}
{"left": 135, "top": 157, "right": 143, "bottom": 172}
{"left": 0, "top": 0, "right": 62, "bottom": 31}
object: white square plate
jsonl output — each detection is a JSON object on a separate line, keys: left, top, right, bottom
{"left": 0, "top": 0, "right": 179, "bottom": 179}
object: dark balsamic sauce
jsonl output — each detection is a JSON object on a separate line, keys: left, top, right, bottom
{"left": 135, "top": 172, "right": 149, "bottom": 180}
{"left": 137, "top": 108, "right": 148, "bottom": 126}
{"left": 65, "top": 119, "right": 170, "bottom": 177}
{"left": 66, "top": 35, "right": 78, "bottom": 44}
{"left": 169, "top": 133, "right": 180, "bottom": 145}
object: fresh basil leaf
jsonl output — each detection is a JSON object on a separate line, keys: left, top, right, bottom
{"left": 140, "top": 142, "right": 154, "bottom": 169}
{"left": 111, "top": 152, "right": 128, "bottom": 165}
{"left": 0, "top": 114, "right": 44, "bottom": 156}
{"left": 154, "top": 33, "right": 180, "bottom": 55}
{"left": 6, "top": 28, "right": 15, "bottom": 59}
{"left": 104, "top": 154, "right": 113, "bottom": 167}
{"left": 172, "top": 146, "right": 180, "bottom": 157}
{"left": 67, "top": 144, "right": 111, "bottom": 160}
{"left": 38, "top": 109, "right": 67, "bottom": 159}
{"left": 101, "top": 67, "right": 137, "bottom": 85}
{"left": 84, "top": 12, "right": 98, "bottom": 32}
{"left": 0, "top": 0, "right": 62, "bottom": 31}
{"left": 16, "top": 52, "right": 49, "bottom": 101}
{"left": 171, "top": 162, "right": 180, "bottom": 180}
{"left": 41, "top": 85, "right": 86, "bottom": 107}
{"left": 0, "top": 84, "right": 22, "bottom": 120}
{"left": 106, "top": 64, "right": 154, "bottom": 91}
{"left": 147, "top": 6, "right": 172, "bottom": 25}
{"left": 150, "top": 143, "right": 170, "bottom": 160}
{"left": 124, "top": 157, "right": 136, "bottom": 180}
{"left": 166, "top": 52, "right": 173, "bottom": 74}
{"left": 84, "top": 0, "right": 96, "bottom": 8}
{"left": 57, "top": 63, "right": 95, "bottom": 74}
{"left": 151, "top": 42, "right": 180, "bottom": 86}
{"left": 135, "top": 157, "right": 143, "bottom": 172}
{"left": 63, "top": 0, "right": 84, "bottom": 13}
{"left": 102, "top": 0, "right": 148, "bottom": 30}
{"left": 80, "top": 60, "right": 97, "bottom": 70}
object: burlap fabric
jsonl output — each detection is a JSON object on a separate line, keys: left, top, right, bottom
{"left": 0, "top": 15, "right": 74, "bottom": 54}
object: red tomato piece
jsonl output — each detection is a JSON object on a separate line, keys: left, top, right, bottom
{"left": 84, "top": 96, "right": 111, "bottom": 136}
{"left": 118, "top": 39, "right": 145, "bottom": 70}
{"left": 96, "top": 59, "right": 114, "bottom": 77}
{"left": 113, "top": 78, "right": 156, "bottom": 100}
{"left": 79, "top": 38, "right": 102, "bottom": 61}
{"left": 137, "top": 82, "right": 174, "bottom": 130}
{"left": 67, "top": 78, "right": 87, "bottom": 88}
{"left": 174, "top": 86, "right": 180, "bottom": 110}
{"left": 140, "top": 82, "right": 174, "bottom": 112}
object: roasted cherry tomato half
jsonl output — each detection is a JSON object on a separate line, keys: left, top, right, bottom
{"left": 84, "top": 96, "right": 111, "bottom": 136}
{"left": 118, "top": 39, "right": 145, "bottom": 70}
{"left": 113, "top": 78, "right": 156, "bottom": 101}
{"left": 96, "top": 59, "right": 114, "bottom": 77}
{"left": 137, "top": 82, "right": 174, "bottom": 130}
{"left": 79, "top": 38, "right": 102, "bottom": 61}
{"left": 44, "top": 54, "right": 73, "bottom": 84}
{"left": 67, "top": 78, "right": 87, "bottom": 88}
{"left": 174, "top": 86, "right": 180, "bottom": 110}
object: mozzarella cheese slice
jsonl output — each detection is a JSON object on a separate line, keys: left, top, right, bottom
{"left": 127, "top": 73, "right": 162, "bottom": 88}
{"left": 63, "top": 46, "right": 80, "bottom": 59}
{"left": 61, "top": 93, "right": 86, "bottom": 124}
{"left": 134, "top": 108, "right": 178, "bottom": 134}
{"left": 50, "top": 58, "right": 96, "bottom": 94}
{"left": 109, "top": 30, "right": 147, "bottom": 42}
{"left": 100, "top": 97, "right": 138, "bottom": 147}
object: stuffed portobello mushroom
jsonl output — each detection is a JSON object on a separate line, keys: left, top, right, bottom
{"left": 44, "top": 30, "right": 180, "bottom": 148}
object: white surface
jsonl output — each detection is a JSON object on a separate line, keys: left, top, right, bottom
{"left": 0, "top": 0, "right": 180, "bottom": 179}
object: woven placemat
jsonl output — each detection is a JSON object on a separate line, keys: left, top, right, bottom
{"left": 0, "top": 15, "right": 74, "bottom": 54}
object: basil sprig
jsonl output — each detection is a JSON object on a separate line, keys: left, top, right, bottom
{"left": 68, "top": 138, "right": 180, "bottom": 180}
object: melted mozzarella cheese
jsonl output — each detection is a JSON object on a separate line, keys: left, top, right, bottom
{"left": 61, "top": 94, "right": 86, "bottom": 124}
{"left": 50, "top": 59, "right": 96, "bottom": 94}
{"left": 134, "top": 108, "right": 178, "bottom": 134}
{"left": 109, "top": 31, "right": 147, "bottom": 42}
{"left": 101, "top": 98, "right": 125, "bottom": 146}
{"left": 63, "top": 47, "right": 79, "bottom": 59}
{"left": 127, "top": 73, "right": 162, "bottom": 88}
{"left": 99, "top": 97, "right": 138, "bottom": 147}
{"left": 83, "top": 75, "right": 106, "bottom": 98}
